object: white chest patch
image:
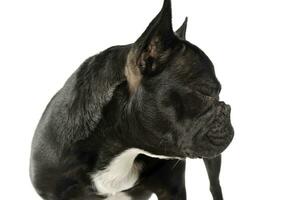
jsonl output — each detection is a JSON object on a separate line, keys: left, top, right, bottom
{"left": 105, "top": 192, "right": 132, "bottom": 200}
{"left": 91, "top": 148, "right": 178, "bottom": 196}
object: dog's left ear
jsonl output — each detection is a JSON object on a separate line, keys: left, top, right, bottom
{"left": 126, "top": 0, "right": 178, "bottom": 93}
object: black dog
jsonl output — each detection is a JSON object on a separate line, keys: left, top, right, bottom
{"left": 30, "top": 0, "right": 234, "bottom": 199}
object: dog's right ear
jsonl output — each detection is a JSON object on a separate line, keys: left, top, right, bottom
{"left": 175, "top": 17, "right": 188, "bottom": 39}
{"left": 126, "top": 0, "right": 178, "bottom": 94}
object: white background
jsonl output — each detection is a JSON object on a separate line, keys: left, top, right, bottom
{"left": 1, "top": 0, "right": 300, "bottom": 199}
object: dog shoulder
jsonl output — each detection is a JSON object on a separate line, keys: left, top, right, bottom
{"left": 33, "top": 45, "right": 131, "bottom": 148}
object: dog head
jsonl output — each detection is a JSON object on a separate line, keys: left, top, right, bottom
{"left": 125, "top": 0, "right": 234, "bottom": 159}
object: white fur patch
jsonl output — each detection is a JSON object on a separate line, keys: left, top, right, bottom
{"left": 91, "top": 148, "right": 178, "bottom": 196}
{"left": 105, "top": 192, "right": 132, "bottom": 200}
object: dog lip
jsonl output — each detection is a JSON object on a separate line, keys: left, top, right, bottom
{"left": 205, "top": 120, "right": 234, "bottom": 157}
{"left": 182, "top": 101, "right": 233, "bottom": 159}
{"left": 189, "top": 101, "right": 234, "bottom": 159}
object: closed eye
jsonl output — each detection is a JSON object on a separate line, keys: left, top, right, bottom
{"left": 198, "top": 82, "right": 221, "bottom": 98}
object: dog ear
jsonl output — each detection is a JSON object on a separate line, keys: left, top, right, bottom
{"left": 175, "top": 17, "right": 188, "bottom": 39}
{"left": 126, "top": 0, "right": 177, "bottom": 93}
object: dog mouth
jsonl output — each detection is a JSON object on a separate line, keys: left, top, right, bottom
{"left": 184, "top": 101, "right": 234, "bottom": 159}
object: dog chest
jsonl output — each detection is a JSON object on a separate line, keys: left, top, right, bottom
{"left": 91, "top": 148, "right": 176, "bottom": 196}
{"left": 91, "top": 149, "right": 142, "bottom": 195}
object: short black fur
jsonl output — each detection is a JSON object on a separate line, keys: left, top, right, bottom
{"left": 30, "top": 1, "right": 234, "bottom": 199}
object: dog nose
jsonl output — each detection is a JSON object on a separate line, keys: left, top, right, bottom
{"left": 219, "top": 101, "right": 231, "bottom": 114}
{"left": 225, "top": 104, "right": 231, "bottom": 113}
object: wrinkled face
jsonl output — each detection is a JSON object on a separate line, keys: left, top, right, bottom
{"left": 126, "top": 0, "right": 234, "bottom": 159}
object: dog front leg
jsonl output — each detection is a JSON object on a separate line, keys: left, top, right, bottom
{"left": 203, "top": 154, "right": 223, "bottom": 200}
{"left": 156, "top": 186, "right": 186, "bottom": 200}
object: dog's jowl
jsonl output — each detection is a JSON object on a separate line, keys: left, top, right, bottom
{"left": 30, "top": 0, "right": 234, "bottom": 199}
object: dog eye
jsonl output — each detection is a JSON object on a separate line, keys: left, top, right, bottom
{"left": 200, "top": 86, "right": 215, "bottom": 97}
{"left": 198, "top": 82, "right": 221, "bottom": 98}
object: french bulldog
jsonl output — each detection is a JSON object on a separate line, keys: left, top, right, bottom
{"left": 30, "top": 0, "right": 234, "bottom": 199}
